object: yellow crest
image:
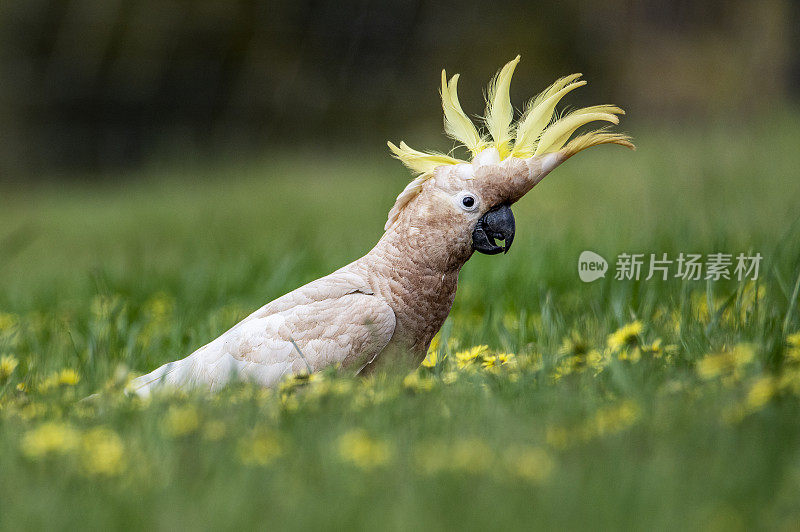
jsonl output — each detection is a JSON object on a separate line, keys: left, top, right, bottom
{"left": 388, "top": 55, "right": 633, "bottom": 174}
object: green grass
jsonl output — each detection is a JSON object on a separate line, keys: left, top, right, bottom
{"left": 2, "top": 117, "right": 800, "bottom": 530}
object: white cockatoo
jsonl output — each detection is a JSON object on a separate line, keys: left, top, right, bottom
{"left": 128, "top": 56, "right": 632, "bottom": 396}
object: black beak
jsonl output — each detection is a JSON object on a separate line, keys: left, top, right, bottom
{"left": 472, "top": 204, "right": 515, "bottom": 255}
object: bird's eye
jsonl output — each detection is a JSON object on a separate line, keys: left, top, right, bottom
{"left": 455, "top": 191, "right": 479, "bottom": 212}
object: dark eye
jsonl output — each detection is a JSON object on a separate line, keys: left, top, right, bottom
{"left": 461, "top": 196, "right": 475, "bottom": 208}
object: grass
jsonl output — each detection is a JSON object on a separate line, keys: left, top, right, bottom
{"left": 2, "top": 116, "right": 800, "bottom": 530}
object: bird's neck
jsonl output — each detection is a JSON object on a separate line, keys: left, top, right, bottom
{"left": 355, "top": 225, "right": 470, "bottom": 362}
{"left": 368, "top": 227, "right": 470, "bottom": 278}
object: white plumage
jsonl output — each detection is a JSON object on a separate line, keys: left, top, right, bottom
{"left": 128, "top": 267, "right": 396, "bottom": 397}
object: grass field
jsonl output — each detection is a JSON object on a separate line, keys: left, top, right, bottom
{"left": 2, "top": 117, "right": 800, "bottom": 530}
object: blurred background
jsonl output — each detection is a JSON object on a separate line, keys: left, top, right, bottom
{"left": 0, "top": 0, "right": 797, "bottom": 180}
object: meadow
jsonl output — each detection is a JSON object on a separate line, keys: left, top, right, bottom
{"left": 1, "top": 116, "right": 800, "bottom": 530}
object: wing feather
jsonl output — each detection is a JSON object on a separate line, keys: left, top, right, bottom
{"left": 128, "top": 272, "right": 396, "bottom": 396}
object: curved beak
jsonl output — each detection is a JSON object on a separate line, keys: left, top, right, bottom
{"left": 472, "top": 204, "right": 515, "bottom": 255}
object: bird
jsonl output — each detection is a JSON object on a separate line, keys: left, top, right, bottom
{"left": 128, "top": 55, "right": 632, "bottom": 397}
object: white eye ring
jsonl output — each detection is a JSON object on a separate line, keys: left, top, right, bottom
{"left": 456, "top": 192, "right": 479, "bottom": 212}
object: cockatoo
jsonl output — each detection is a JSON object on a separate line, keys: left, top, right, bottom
{"left": 129, "top": 56, "right": 632, "bottom": 396}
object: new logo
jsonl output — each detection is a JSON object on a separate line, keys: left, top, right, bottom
{"left": 578, "top": 250, "right": 608, "bottom": 282}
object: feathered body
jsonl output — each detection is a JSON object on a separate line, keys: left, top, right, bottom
{"left": 129, "top": 56, "right": 632, "bottom": 396}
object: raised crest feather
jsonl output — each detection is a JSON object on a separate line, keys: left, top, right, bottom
{"left": 484, "top": 55, "right": 520, "bottom": 158}
{"left": 512, "top": 75, "right": 586, "bottom": 157}
{"left": 441, "top": 72, "right": 485, "bottom": 156}
{"left": 385, "top": 56, "right": 633, "bottom": 228}
{"left": 387, "top": 141, "right": 462, "bottom": 174}
{"left": 533, "top": 105, "right": 624, "bottom": 156}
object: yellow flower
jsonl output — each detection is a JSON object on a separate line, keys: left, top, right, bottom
{"left": 786, "top": 332, "right": 800, "bottom": 365}
{"left": 40, "top": 368, "right": 81, "bottom": 391}
{"left": 421, "top": 350, "right": 439, "bottom": 368}
{"left": 19, "top": 402, "right": 47, "bottom": 420}
{"left": 162, "top": 405, "right": 200, "bottom": 437}
{"left": 642, "top": 338, "right": 663, "bottom": 356}
{"left": 778, "top": 368, "right": 800, "bottom": 395}
{"left": 503, "top": 445, "right": 554, "bottom": 484}
{"left": 143, "top": 293, "right": 174, "bottom": 321}
{"left": 237, "top": 429, "right": 282, "bottom": 466}
{"left": 616, "top": 348, "right": 642, "bottom": 363}
{"left": 745, "top": 376, "right": 776, "bottom": 411}
{"left": 90, "top": 294, "right": 121, "bottom": 320}
{"left": 481, "top": 352, "right": 516, "bottom": 371}
{"left": 279, "top": 372, "right": 319, "bottom": 395}
{"left": 696, "top": 344, "right": 755, "bottom": 381}
{"left": 558, "top": 332, "right": 591, "bottom": 358}
{"left": 0, "top": 312, "right": 18, "bottom": 332}
{"left": 0, "top": 354, "right": 19, "bottom": 380}
{"left": 554, "top": 349, "right": 608, "bottom": 379}
{"left": 21, "top": 422, "right": 80, "bottom": 458}
{"left": 442, "top": 371, "right": 459, "bottom": 384}
{"left": 403, "top": 371, "right": 434, "bottom": 392}
{"left": 423, "top": 334, "right": 441, "bottom": 367}
{"left": 81, "top": 427, "right": 125, "bottom": 476}
{"left": 607, "top": 321, "right": 643, "bottom": 351}
{"left": 57, "top": 369, "right": 80, "bottom": 386}
{"left": 337, "top": 429, "right": 392, "bottom": 469}
{"left": 455, "top": 345, "right": 489, "bottom": 369}
{"left": 591, "top": 400, "right": 640, "bottom": 436}
{"left": 788, "top": 332, "right": 800, "bottom": 349}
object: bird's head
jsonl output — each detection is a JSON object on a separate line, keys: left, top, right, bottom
{"left": 384, "top": 56, "right": 633, "bottom": 264}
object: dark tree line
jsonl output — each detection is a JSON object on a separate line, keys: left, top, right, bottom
{"left": 0, "top": 0, "right": 796, "bottom": 177}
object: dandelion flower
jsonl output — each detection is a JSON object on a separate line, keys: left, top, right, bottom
{"left": 238, "top": 429, "right": 282, "bottom": 466}
{"left": 422, "top": 335, "right": 442, "bottom": 368}
{"left": 442, "top": 371, "right": 459, "bottom": 384}
{"left": 0, "top": 354, "right": 19, "bottom": 380}
{"left": 40, "top": 368, "right": 81, "bottom": 391}
{"left": 745, "top": 376, "right": 776, "bottom": 411}
{"left": 162, "top": 405, "right": 200, "bottom": 437}
{"left": 455, "top": 345, "right": 489, "bottom": 369}
{"left": 788, "top": 332, "right": 800, "bottom": 349}
{"left": 337, "top": 429, "right": 392, "bottom": 469}
{"left": 57, "top": 369, "right": 80, "bottom": 386}
{"left": 21, "top": 422, "right": 80, "bottom": 458}
{"left": 279, "top": 372, "right": 319, "bottom": 395}
{"left": 607, "top": 321, "right": 643, "bottom": 352}
{"left": 554, "top": 349, "right": 608, "bottom": 379}
{"left": 81, "top": 427, "right": 125, "bottom": 476}
{"left": 696, "top": 344, "right": 755, "bottom": 381}
{"left": 616, "top": 348, "right": 641, "bottom": 363}
{"left": 481, "top": 353, "right": 516, "bottom": 371}
{"left": 403, "top": 371, "right": 434, "bottom": 392}
{"left": 421, "top": 350, "right": 439, "bottom": 368}
{"left": 0, "top": 312, "right": 18, "bottom": 332}
{"left": 591, "top": 400, "right": 640, "bottom": 436}
{"left": 786, "top": 332, "right": 800, "bottom": 365}
{"left": 503, "top": 445, "right": 554, "bottom": 484}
